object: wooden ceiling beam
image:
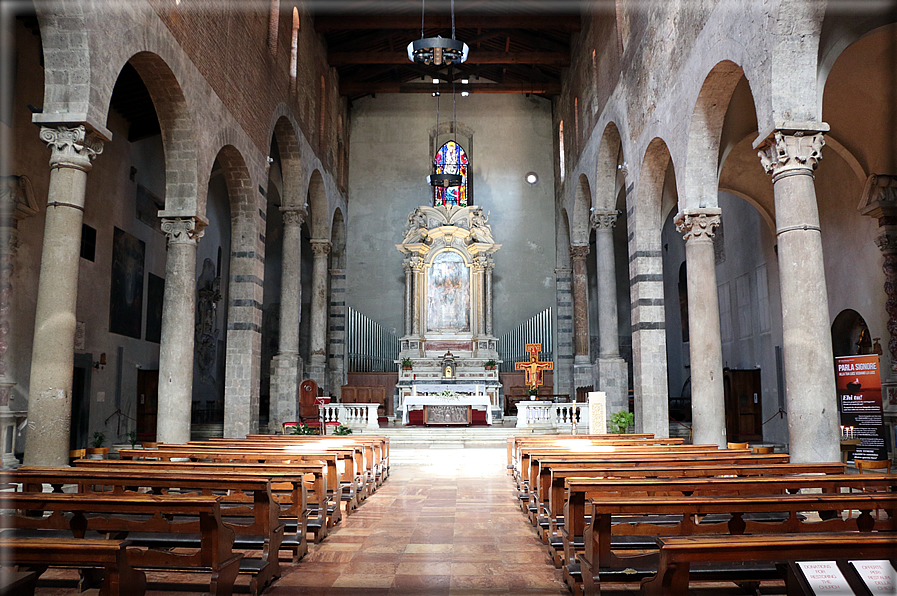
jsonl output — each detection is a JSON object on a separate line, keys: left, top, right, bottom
{"left": 328, "top": 50, "right": 569, "bottom": 65}
{"left": 315, "top": 14, "right": 580, "bottom": 32}
{"left": 339, "top": 81, "right": 560, "bottom": 94}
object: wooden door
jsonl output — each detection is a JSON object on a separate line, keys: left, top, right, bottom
{"left": 136, "top": 369, "right": 159, "bottom": 442}
{"left": 724, "top": 369, "right": 762, "bottom": 442}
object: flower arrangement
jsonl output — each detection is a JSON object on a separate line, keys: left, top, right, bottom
{"left": 333, "top": 425, "right": 354, "bottom": 435}
{"left": 436, "top": 390, "right": 462, "bottom": 400}
{"left": 291, "top": 423, "right": 318, "bottom": 435}
{"left": 609, "top": 410, "right": 635, "bottom": 434}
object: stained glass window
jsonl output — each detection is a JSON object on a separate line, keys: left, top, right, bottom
{"left": 433, "top": 140, "right": 468, "bottom": 207}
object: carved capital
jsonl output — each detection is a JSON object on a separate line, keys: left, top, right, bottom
{"left": 875, "top": 231, "right": 897, "bottom": 255}
{"left": 590, "top": 209, "right": 619, "bottom": 231}
{"left": 675, "top": 208, "right": 722, "bottom": 243}
{"left": 757, "top": 130, "right": 825, "bottom": 182}
{"left": 39, "top": 125, "right": 104, "bottom": 172}
{"left": 570, "top": 244, "right": 589, "bottom": 261}
{"left": 310, "top": 239, "right": 331, "bottom": 257}
{"left": 280, "top": 205, "right": 307, "bottom": 227}
{"left": 1, "top": 176, "right": 39, "bottom": 222}
{"left": 859, "top": 174, "right": 897, "bottom": 221}
{"left": 161, "top": 217, "right": 206, "bottom": 246}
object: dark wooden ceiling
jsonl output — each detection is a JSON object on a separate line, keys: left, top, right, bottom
{"left": 311, "top": 1, "right": 583, "bottom": 100}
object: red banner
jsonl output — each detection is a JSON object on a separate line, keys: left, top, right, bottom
{"left": 835, "top": 355, "right": 886, "bottom": 461}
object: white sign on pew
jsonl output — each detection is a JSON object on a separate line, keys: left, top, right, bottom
{"left": 850, "top": 560, "right": 896, "bottom": 595}
{"left": 796, "top": 561, "right": 853, "bottom": 595}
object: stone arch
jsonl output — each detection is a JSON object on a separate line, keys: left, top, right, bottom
{"left": 33, "top": 3, "right": 92, "bottom": 122}
{"left": 571, "top": 174, "right": 592, "bottom": 246}
{"left": 634, "top": 138, "right": 674, "bottom": 244}
{"left": 306, "top": 169, "right": 330, "bottom": 239}
{"left": 271, "top": 113, "right": 304, "bottom": 209}
{"left": 330, "top": 208, "right": 346, "bottom": 269}
{"left": 769, "top": 0, "right": 826, "bottom": 124}
{"left": 126, "top": 52, "right": 199, "bottom": 212}
{"left": 215, "top": 144, "right": 264, "bottom": 438}
{"left": 682, "top": 60, "right": 746, "bottom": 211}
{"left": 831, "top": 309, "right": 874, "bottom": 357}
{"left": 595, "top": 122, "right": 624, "bottom": 211}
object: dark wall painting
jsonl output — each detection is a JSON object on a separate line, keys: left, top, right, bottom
{"left": 109, "top": 227, "right": 145, "bottom": 339}
{"left": 145, "top": 273, "right": 164, "bottom": 343}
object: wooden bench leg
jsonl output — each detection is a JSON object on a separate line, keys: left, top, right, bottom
{"left": 208, "top": 554, "right": 242, "bottom": 596}
{"left": 101, "top": 550, "right": 147, "bottom": 596}
{"left": 641, "top": 560, "right": 690, "bottom": 596}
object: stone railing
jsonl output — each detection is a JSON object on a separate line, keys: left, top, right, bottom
{"left": 515, "top": 401, "right": 589, "bottom": 431}
{"left": 320, "top": 403, "right": 381, "bottom": 431}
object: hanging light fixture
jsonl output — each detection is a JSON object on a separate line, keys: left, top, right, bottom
{"left": 408, "top": 0, "right": 469, "bottom": 66}
{"left": 427, "top": 75, "right": 463, "bottom": 188}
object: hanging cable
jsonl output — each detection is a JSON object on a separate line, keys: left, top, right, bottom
{"left": 451, "top": 0, "right": 456, "bottom": 39}
{"left": 420, "top": 0, "right": 425, "bottom": 39}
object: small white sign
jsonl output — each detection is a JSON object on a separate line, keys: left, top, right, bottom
{"left": 96, "top": 391, "right": 105, "bottom": 403}
{"left": 796, "top": 561, "right": 853, "bottom": 595}
{"left": 850, "top": 560, "right": 896, "bottom": 595}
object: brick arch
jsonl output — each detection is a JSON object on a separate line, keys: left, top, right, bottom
{"left": 595, "top": 122, "right": 624, "bottom": 211}
{"left": 126, "top": 51, "right": 199, "bottom": 212}
{"left": 571, "top": 174, "right": 592, "bottom": 246}
{"left": 682, "top": 60, "right": 749, "bottom": 212}
{"left": 269, "top": 109, "right": 304, "bottom": 209}
{"left": 307, "top": 169, "right": 329, "bottom": 239}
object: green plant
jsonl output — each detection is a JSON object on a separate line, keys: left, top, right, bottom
{"left": 90, "top": 431, "right": 106, "bottom": 449}
{"left": 291, "top": 423, "right": 317, "bottom": 435}
{"left": 484, "top": 359, "right": 497, "bottom": 368}
{"left": 436, "top": 389, "right": 461, "bottom": 400}
{"left": 609, "top": 410, "right": 635, "bottom": 434}
{"left": 401, "top": 357, "right": 413, "bottom": 369}
{"left": 527, "top": 386, "right": 540, "bottom": 397}
{"left": 333, "top": 425, "right": 353, "bottom": 435}
{"left": 127, "top": 430, "right": 138, "bottom": 449}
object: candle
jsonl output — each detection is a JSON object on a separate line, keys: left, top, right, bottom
{"left": 412, "top": 385, "right": 416, "bottom": 397}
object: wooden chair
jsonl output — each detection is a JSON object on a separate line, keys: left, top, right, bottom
{"left": 726, "top": 442, "right": 748, "bottom": 450}
{"left": 855, "top": 459, "right": 892, "bottom": 474}
{"left": 298, "top": 379, "right": 324, "bottom": 433}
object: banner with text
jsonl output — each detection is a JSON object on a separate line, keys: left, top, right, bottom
{"left": 836, "top": 354, "right": 887, "bottom": 461}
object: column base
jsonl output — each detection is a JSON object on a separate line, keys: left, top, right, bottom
{"left": 270, "top": 353, "right": 302, "bottom": 429}
{"left": 594, "top": 357, "right": 629, "bottom": 415}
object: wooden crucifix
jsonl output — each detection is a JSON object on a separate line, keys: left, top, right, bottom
{"left": 515, "top": 343, "right": 554, "bottom": 390}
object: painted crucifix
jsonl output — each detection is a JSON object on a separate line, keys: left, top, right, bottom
{"left": 515, "top": 343, "right": 554, "bottom": 390}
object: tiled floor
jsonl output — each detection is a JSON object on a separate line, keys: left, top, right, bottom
{"left": 265, "top": 447, "right": 569, "bottom": 595}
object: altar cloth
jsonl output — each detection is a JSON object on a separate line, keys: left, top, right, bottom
{"left": 403, "top": 395, "right": 493, "bottom": 425}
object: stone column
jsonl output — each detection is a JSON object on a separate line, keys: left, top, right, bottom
{"left": 757, "top": 127, "right": 839, "bottom": 463}
{"left": 555, "top": 268, "right": 574, "bottom": 399}
{"left": 269, "top": 206, "right": 306, "bottom": 431}
{"left": 411, "top": 256, "right": 422, "bottom": 336}
{"left": 24, "top": 125, "right": 104, "bottom": 466}
{"left": 402, "top": 257, "right": 413, "bottom": 336}
{"left": 156, "top": 216, "right": 205, "bottom": 445}
{"left": 570, "top": 244, "right": 592, "bottom": 391}
{"left": 328, "top": 267, "right": 347, "bottom": 399}
{"left": 485, "top": 256, "right": 495, "bottom": 336}
{"left": 590, "top": 209, "right": 629, "bottom": 414}
{"left": 860, "top": 175, "right": 897, "bottom": 382}
{"left": 306, "top": 239, "right": 331, "bottom": 388}
{"left": 676, "top": 208, "right": 726, "bottom": 447}
{"left": 474, "top": 255, "right": 486, "bottom": 336}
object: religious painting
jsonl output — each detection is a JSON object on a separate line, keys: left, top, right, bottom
{"left": 427, "top": 251, "right": 470, "bottom": 332}
{"left": 109, "top": 227, "right": 145, "bottom": 339}
{"left": 145, "top": 273, "right": 164, "bottom": 343}
{"left": 433, "top": 140, "right": 468, "bottom": 207}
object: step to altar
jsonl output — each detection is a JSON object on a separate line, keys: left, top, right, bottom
{"left": 358, "top": 422, "right": 582, "bottom": 448}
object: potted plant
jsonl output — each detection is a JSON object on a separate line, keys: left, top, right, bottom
{"left": 484, "top": 359, "right": 497, "bottom": 370}
{"left": 127, "top": 430, "right": 138, "bottom": 449}
{"left": 401, "top": 357, "right": 413, "bottom": 370}
{"left": 609, "top": 410, "right": 635, "bottom": 434}
{"left": 291, "top": 423, "right": 318, "bottom": 435}
{"left": 527, "top": 386, "right": 540, "bottom": 400}
{"left": 86, "top": 431, "right": 108, "bottom": 459}
{"left": 333, "top": 424, "right": 353, "bottom": 436}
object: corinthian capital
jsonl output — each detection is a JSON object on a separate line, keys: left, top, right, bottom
{"left": 569, "top": 244, "right": 589, "bottom": 261}
{"left": 875, "top": 231, "right": 897, "bottom": 255}
{"left": 39, "top": 125, "right": 104, "bottom": 172}
{"left": 860, "top": 174, "right": 897, "bottom": 222}
{"left": 280, "top": 205, "right": 308, "bottom": 227}
{"left": 757, "top": 129, "right": 825, "bottom": 181}
{"left": 590, "top": 209, "right": 619, "bottom": 231}
{"left": 310, "top": 239, "right": 332, "bottom": 257}
{"left": 675, "top": 208, "right": 722, "bottom": 243}
{"left": 161, "top": 217, "right": 206, "bottom": 246}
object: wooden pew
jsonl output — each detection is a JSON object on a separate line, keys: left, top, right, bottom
{"left": 507, "top": 434, "right": 656, "bottom": 470}
{"left": 243, "top": 435, "right": 390, "bottom": 485}
{"left": 73, "top": 458, "right": 327, "bottom": 544}
{"left": 0, "top": 537, "right": 146, "bottom": 596}
{"left": 642, "top": 533, "right": 897, "bottom": 596}
{"left": 3, "top": 493, "right": 242, "bottom": 596}
{"left": 576, "top": 492, "right": 897, "bottom": 596}
{"left": 118, "top": 447, "right": 346, "bottom": 528}
{"left": 10, "top": 466, "right": 293, "bottom": 585}
{"left": 538, "top": 462, "right": 847, "bottom": 562}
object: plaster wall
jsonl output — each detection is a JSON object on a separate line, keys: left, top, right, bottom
{"left": 345, "top": 93, "right": 557, "bottom": 338}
